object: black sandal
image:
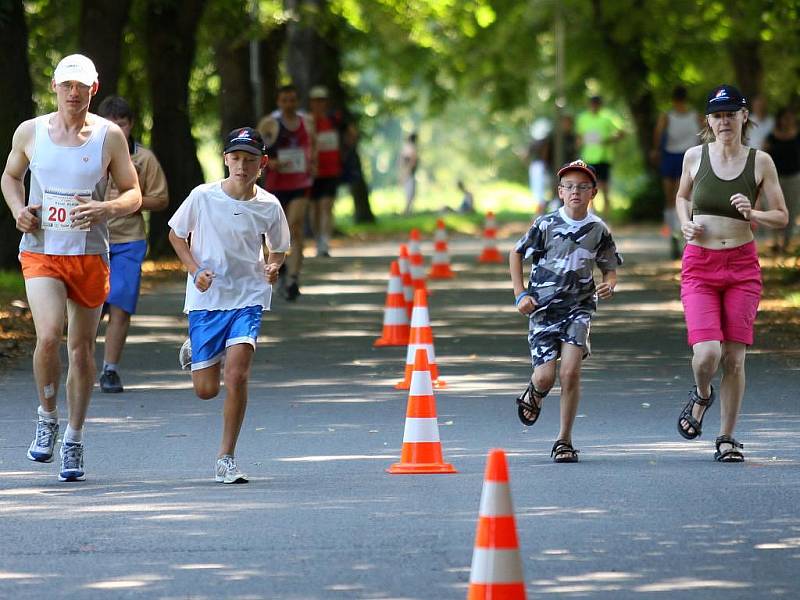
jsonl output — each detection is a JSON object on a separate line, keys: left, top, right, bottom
{"left": 551, "top": 439, "right": 579, "bottom": 463}
{"left": 677, "top": 386, "right": 715, "bottom": 440}
{"left": 714, "top": 435, "right": 745, "bottom": 463}
{"left": 516, "top": 382, "right": 545, "bottom": 426}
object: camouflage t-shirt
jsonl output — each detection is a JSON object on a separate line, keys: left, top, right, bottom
{"left": 513, "top": 208, "right": 622, "bottom": 319}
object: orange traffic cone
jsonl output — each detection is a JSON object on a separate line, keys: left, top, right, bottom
{"left": 398, "top": 244, "right": 415, "bottom": 318}
{"left": 429, "top": 219, "right": 455, "bottom": 279}
{"left": 467, "top": 449, "right": 526, "bottom": 599}
{"left": 396, "top": 288, "right": 446, "bottom": 389}
{"left": 478, "top": 211, "right": 504, "bottom": 263}
{"left": 374, "top": 260, "right": 410, "bottom": 347}
{"left": 387, "top": 348, "right": 457, "bottom": 474}
{"left": 408, "top": 229, "right": 427, "bottom": 293}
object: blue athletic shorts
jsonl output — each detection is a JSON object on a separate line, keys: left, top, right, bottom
{"left": 660, "top": 150, "right": 685, "bottom": 180}
{"left": 106, "top": 240, "right": 148, "bottom": 314}
{"left": 188, "top": 305, "right": 263, "bottom": 371}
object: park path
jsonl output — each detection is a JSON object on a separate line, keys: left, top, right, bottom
{"left": 0, "top": 226, "right": 798, "bottom": 599}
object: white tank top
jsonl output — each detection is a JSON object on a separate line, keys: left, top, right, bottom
{"left": 664, "top": 110, "right": 699, "bottom": 154}
{"left": 20, "top": 114, "right": 110, "bottom": 256}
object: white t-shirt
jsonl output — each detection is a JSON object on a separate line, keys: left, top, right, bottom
{"left": 748, "top": 114, "right": 775, "bottom": 150}
{"left": 168, "top": 181, "right": 290, "bottom": 313}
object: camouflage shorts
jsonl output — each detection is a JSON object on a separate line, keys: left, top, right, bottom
{"left": 527, "top": 310, "right": 591, "bottom": 367}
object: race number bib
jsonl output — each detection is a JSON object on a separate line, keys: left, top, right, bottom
{"left": 583, "top": 131, "right": 602, "bottom": 145}
{"left": 41, "top": 188, "right": 92, "bottom": 231}
{"left": 316, "top": 130, "right": 339, "bottom": 152}
{"left": 278, "top": 148, "right": 307, "bottom": 174}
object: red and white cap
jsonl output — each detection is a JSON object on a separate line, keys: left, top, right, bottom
{"left": 557, "top": 159, "right": 597, "bottom": 185}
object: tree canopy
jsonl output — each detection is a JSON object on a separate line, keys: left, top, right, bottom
{"left": 1, "top": 0, "right": 799, "bottom": 265}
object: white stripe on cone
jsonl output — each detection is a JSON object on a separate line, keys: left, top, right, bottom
{"left": 410, "top": 306, "right": 430, "bottom": 327}
{"left": 478, "top": 482, "right": 514, "bottom": 516}
{"left": 409, "top": 370, "right": 434, "bottom": 395}
{"left": 468, "top": 548, "right": 525, "bottom": 584}
{"left": 383, "top": 307, "right": 408, "bottom": 325}
{"left": 401, "top": 417, "right": 441, "bottom": 442}
{"left": 388, "top": 277, "right": 403, "bottom": 293}
{"left": 432, "top": 251, "right": 447, "bottom": 263}
{"left": 405, "top": 343, "right": 435, "bottom": 364}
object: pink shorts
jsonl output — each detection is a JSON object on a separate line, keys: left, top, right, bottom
{"left": 680, "top": 242, "right": 762, "bottom": 346}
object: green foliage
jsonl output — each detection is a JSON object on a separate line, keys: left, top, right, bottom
{"left": 0, "top": 269, "right": 25, "bottom": 298}
{"left": 24, "top": 0, "right": 79, "bottom": 113}
{"left": 16, "top": 0, "right": 800, "bottom": 225}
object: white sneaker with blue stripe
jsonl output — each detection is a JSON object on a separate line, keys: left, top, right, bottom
{"left": 59, "top": 442, "right": 85, "bottom": 481}
{"left": 27, "top": 418, "right": 59, "bottom": 463}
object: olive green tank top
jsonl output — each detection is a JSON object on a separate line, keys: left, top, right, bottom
{"left": 691, "top": 144, "right": 758, "bottom": 221}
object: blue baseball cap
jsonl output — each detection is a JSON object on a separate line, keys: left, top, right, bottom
{"left": 224, "top": 127, "right": 265, "bottom": 156}
{"left": 705, "top": 84, "right": 748, "bottom": 114}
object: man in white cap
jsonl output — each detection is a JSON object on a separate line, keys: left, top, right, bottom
{"left": 1, "top": 53, "right": 142, "bottom": 481}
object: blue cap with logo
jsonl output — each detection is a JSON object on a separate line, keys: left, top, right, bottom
{"left": 224, "top": 127, "right": 265, "bottom": 156}
{"left": 705, "top": 84, "right": 748, "bottom": 114}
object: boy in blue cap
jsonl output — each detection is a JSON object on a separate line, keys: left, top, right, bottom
{"left": 169, "top": 127, "right": 290, "bottom": 483}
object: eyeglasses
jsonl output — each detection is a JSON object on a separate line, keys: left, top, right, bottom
{"left": 559, "top": 183, "right": 594, "bottom": 192}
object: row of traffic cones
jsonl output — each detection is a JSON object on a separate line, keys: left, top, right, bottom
{"left": 385, "top": 343, "right": 525, "bottom": 596}
{"left": 374, "top": 213, "right": 500, "bottom": 345}
{"left": 379, "top": 251, "right": 524, "bottom": 595}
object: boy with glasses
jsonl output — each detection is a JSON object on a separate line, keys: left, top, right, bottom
{"left": 508, "top": 160, "right": 622, "bottom": 463}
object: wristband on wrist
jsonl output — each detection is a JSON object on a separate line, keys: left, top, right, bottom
{"left": 514, "top": 291, "right": 529, "bottom": 306}
{"left": 193, "top": 267, "right": 206, "bottom": 283}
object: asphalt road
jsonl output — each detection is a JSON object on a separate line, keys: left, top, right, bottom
{"left": 1, "top": 228, "right": 798, "bottom": 599}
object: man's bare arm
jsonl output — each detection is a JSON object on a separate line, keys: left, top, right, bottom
{"left": 1, "top": 120, "right": 40, "bottom": 232}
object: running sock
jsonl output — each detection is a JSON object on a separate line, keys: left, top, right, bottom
{"left": 64, "top": 425, "right": 83, "bottom": 445}
{"left": 103, "top": 362, "right": 118, "bottom": 373}
{"left": 38, "top": 406, "right": 58, "bottom": 422}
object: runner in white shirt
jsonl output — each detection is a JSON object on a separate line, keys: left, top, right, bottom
{"left": 168, "top": 127, "right": 289, "bottom": 483}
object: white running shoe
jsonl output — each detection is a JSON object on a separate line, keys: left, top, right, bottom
{"left": 59, "top": 442, "right": 85, "bottom": 481}
{"left": 179, "top": 338, "right": 192, "bottom": 370}
{"left": 215, "top": 456, "right": 248, "bottom": 484}
{"left": 27, "top": 417, "right": 59, "bottom": 463}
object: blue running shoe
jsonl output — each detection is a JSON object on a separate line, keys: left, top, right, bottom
{"left": 27, "top": 418, "right": 59, "bottom": 463}
{"left": 59, "top": 442, "right": 85, "bottom": 481}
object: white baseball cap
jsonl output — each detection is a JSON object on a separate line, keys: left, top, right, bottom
{"left": 309, "top": 85, "right": 329, "bottom": 100}
{"left": 53, "top": 54, "right": 98, "bottom": 86}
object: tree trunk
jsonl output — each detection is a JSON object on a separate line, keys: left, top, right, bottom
{"left": 284, "top": 0, "right": 374, "bottom": 223}
{"left": 216, "top": 38, "right": 254, "bottom": 136}
{"left": 79, "top": 0, "right": 133, "bottom": 110}
{"left": 728, "top": 39, "right": 762, "bottom": 100}
{"left": 590, "top": 0, "right": 657, "bottom": 168}
{"left": 144, "top": 0, "right": 207, "bottom": 256}
{"left": 258, "top": 24, "right": 286, "bottom": 116}
{"left": 0, "top": 0, "right": 35, "bottom": 268}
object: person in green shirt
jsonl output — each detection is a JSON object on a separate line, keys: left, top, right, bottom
{"left": 576, "top": 96, "right": 624, "bottom": 220}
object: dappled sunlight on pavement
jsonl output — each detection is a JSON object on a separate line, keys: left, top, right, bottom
{"left": 1, "top": 230, "right": 798, "bottom": 599}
